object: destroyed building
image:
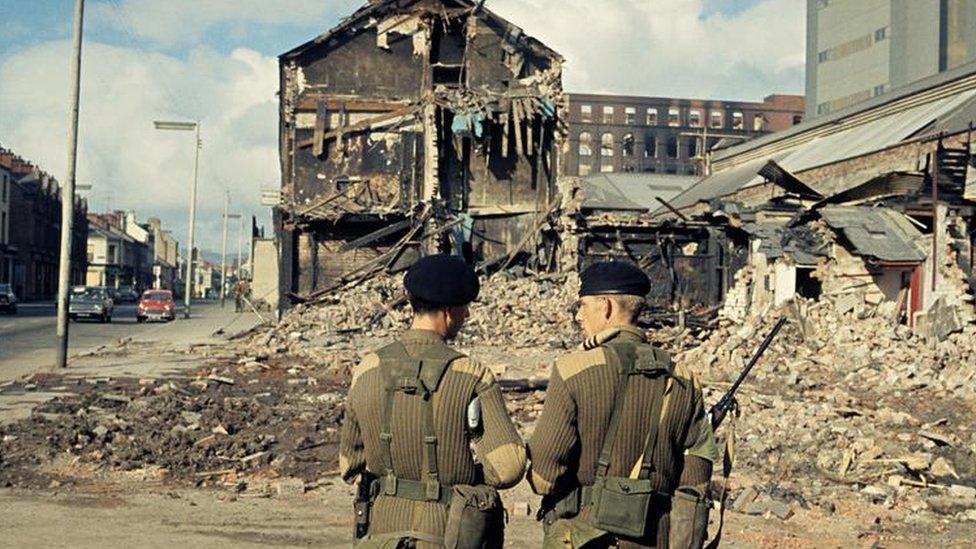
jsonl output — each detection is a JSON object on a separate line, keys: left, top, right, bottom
{"left": 276, "top": 0, "right": 564, "bottom": 303}
{"left": 648, "top": 62, "right": 976, "bottom": 337}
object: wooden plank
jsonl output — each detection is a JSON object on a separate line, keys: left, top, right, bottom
{"left": 297, "top": 104, "right": 420, "bottom": 149}
{"left": 338, "top": 218, "right": 413, "bottom": 252}
{"left": 294, "top": 97, "right": 410, "bottom": 112}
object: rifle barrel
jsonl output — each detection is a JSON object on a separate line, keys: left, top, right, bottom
{"left": 725, "top": 317, "right": 788, "bottom": 397}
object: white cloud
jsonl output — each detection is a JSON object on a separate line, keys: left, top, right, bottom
{"left": 90, "top": 0, "right": 362, "bottom": 48}
{"left": 0, "top": 40, "right": 279, "bottom": 254}
{"left": 0, "top": 0, "right": 805, "bottom": 254}
{"left": 490, "top": 0, "right": 805, "bottom": 100}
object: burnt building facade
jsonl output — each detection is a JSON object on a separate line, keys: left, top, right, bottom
{"left": 277, "top": 0, "right": 564, "bottom": 301}
{"left": 563, "top": 93, "right": 805, "bottom": 178}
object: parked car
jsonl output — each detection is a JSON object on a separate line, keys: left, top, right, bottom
{"left": 137, "top": 289, "right": 176, "bottom": 322}
{"left": 68, "top": 286, "right": 114, "bottom": 323}
{"left": 115, "top": 286, "right": 140, "bottom": 303}
{"left": 0, "top": 283, "right": 17, "bottom": 314}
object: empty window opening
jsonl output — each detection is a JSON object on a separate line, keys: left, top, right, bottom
{"left": 689, "top": 109, "right": 702, "bottom": 127}
{"left": 644, "top": 137, "right": 656, "bottom": 158}
{"left": 732, "top": 112, "right": 744, "bottom": 130}
{"left": 646, "top": 108, "right": 658, "bottom": 125}
{"left": 668, "top": 107, "right": 680, "bottom": 127}
{"left": 710, "top": 111, "right": 723, "bottom": 129}
{"left": 580, "top": 104, "right": 592, "bottom": 122}
{"left": 625, "top": 107, "right": 636, "bottom": 125}
{"left": 753, "top": 114, "right": 766, "bottom": 131}
{"left": 601, "top": 132, "right": 614, "bottom": 157}
{"left": 796, "top": 267, "right": 822, "bottom": 299}
{"left": 666, "top": 136, "right": 678, "bottom": 158}
{"left": 579, "top": 131, "right": 593, "bottom": 156}
{"left": 603, "top": 106, "right": 614, "bottom": 124}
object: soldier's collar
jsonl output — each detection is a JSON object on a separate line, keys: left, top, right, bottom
{"left": 402, "top": 329, "right": 446, "bottom": 344}
{"left": 581, "top": 325, "right": 646, "bottom": 350}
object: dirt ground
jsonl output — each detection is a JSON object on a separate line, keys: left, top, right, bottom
{"left": 1, "top": 478, "right": 974, "bottom": 548}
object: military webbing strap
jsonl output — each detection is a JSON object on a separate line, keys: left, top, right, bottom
{"left": 373, "top": 341, "right": 463, "bottom": 504}
{"left": 705, "top": 402, "right": 738, "bottom": 549}
{"left": 595, "top": 341, "right": 670, "bottom": 484}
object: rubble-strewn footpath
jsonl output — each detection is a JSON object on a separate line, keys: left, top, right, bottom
{"left": 2, "top": 273, "right": 975, "bottom": 526}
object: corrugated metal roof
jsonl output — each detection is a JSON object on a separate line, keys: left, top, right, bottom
{"left": 666, "top": 89, "right": 976, "bottom": 212}
{"left": 819, "top": 207, "right": 926, "bottom": 263}
{"left": 581, "top": 173, "right": 699, "bottom": 212}
{"left": 662, "top": 155, "right": 785, "bottom": 211}
{"left": 712, "top": 60, "right": 976, "bottom": 166}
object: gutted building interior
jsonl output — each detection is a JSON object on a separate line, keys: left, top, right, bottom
{"left": 277, "top": 0, "right": 565, "bottom": 301}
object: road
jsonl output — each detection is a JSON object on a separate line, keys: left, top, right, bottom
{"left": 0, "top": 300, "right": 259, "bottom": 383}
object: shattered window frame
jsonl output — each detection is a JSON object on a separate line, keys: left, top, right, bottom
{"left": 689, "top": 109, "right": 702, "bottom": 128}
{"left": 646, "top": 107, "right": 658, "bottom": 125}
{"left": 668, "top": 107, "right": 681, "bottom": 127}
{"left": 603, "top": 106, "right": 615, "bottom": 124}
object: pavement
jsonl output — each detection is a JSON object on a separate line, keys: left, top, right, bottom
{"left": 0, "top": 300, "right": 264, "bottom": 423}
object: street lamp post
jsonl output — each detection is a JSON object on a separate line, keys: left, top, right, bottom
{"left": 153, "top": 120, "right": 200, "bottom": 319}
{"left": 219, "top": 190, "right": 229, "bottom": 308}
{"left": 54, "top": 0, "right": 85, "bottom": 370}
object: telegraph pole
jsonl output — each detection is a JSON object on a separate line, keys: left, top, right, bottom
{"left": 55, "top": 0, "right": 85, "bottom": 369}
{"left": 236, "top": 213, "right": 245, "bottom": 280}
{"left": 219, "top": 189, "right": 229, "bottom": 308}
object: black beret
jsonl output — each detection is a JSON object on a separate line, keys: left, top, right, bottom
{"left": 404, "top": 254, "right": 480, "bottom": 307}
{"left": 579, "top": 261, "right": 650, "bottom": 297}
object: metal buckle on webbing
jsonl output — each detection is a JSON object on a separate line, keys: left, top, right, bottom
{"left": 425, "top": 480, "right": 441, "bottom": 501}
{"left": 383, "top": 474, "right": 398, "bottom": 496}
{"left": 397, "top": 377, "right": 420, "bottom": 394}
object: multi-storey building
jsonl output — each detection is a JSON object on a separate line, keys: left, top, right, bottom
{"left": 806, "top": 0, "right": 976, "bottom": 118}
{"left": 0, "top": 164, "right": 11, "bottom": 284}
{"left": 563, "top": 93, "right": 805, "bottom": 177}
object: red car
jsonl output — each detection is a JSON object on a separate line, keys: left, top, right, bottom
{"left": 137, "top": 290, "right": 176, "bottom": 322}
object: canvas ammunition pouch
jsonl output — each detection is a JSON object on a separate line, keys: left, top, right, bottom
{"left": 358, "top": 341, "right": 501, "bottom": 548}
{"left": 443, "top": 484, "right": 504, "bottom": 549}
{"left": 669, "top": 487, "right": 710, "bottom": 549}
{"left": 543, "top": 341, "right": 674, "bottom": 540}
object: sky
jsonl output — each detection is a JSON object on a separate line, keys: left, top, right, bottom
{"left": 0, "top": 0, "right": 805, "bottom": 255}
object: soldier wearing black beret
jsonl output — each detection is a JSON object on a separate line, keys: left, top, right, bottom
{"left": 340, "top": 254, "right": 525, "bottom": 547}
{"left": 528, "top": 260, "right": 719, "bottom": 548}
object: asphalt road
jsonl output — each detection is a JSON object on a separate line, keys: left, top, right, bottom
{"left": 0, "top": 300, "right": 251, "bottom": 382}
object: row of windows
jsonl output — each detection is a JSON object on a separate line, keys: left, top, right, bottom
{"left": 578, "top": 104, "right": 770, "bottom": 131}
{"left": 815, "top": 82, "right": 887, "bottom": 115}
{"left": 577, "top": 132, "right": 703, "bottom": 159}
{"left": 578, "top": 161, "right": 698, "bottom": 176}
{"left": 817, "top": 26, "right": 888, "bottom": 64}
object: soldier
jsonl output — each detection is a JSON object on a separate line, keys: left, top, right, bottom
{"left": 528, "top": 261, "right": 719, "bottom": 549}
{"left": 340, "top": 254, "right": 527, "bottom": 548}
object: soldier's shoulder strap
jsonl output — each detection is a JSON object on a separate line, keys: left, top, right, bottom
{"left": 603, "top": 340, "right": 672, "bottom": 377}
{"left": 374, "top": 341, "right": 465, "bottom": 394}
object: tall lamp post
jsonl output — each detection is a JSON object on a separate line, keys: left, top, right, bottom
{"left": 54, "top": 0, "right": 85, "bottom": 370}
{"left": 153, "top": 120, "right": 200, "bottom": 319}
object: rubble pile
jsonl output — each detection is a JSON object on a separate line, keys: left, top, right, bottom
{"left": 0, "top": 355, "right": 353, "bottom": 490}
{"left": 457, "top": 271, "right": 580, "bottom": 349}
{"left": 678, "top": 299, "right": 976, "bottom": 522}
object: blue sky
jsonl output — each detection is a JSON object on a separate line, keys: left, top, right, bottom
{"left": 0, "top": 0, "right": 804, "bottom": 254}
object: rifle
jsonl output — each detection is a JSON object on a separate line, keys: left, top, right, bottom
{"left": 708, "top": 317, "right": 788, "bottom": 431}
